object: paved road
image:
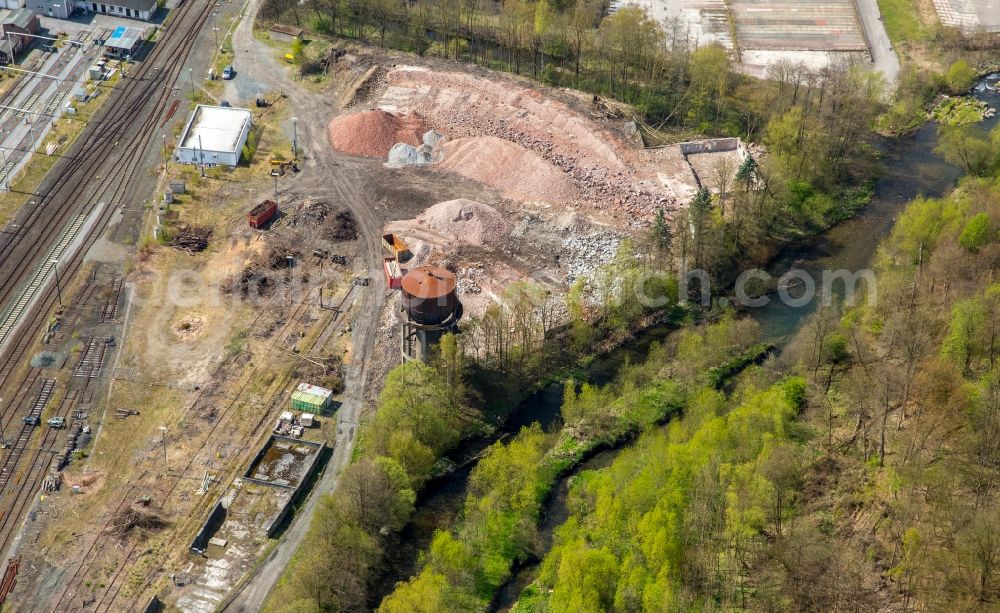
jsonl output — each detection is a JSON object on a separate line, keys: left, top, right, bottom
{"left": 221, "top": 1, "right": 388, "bottom": 610}
{"left": 855, "top": 0, "right": 901, "bottom": 89}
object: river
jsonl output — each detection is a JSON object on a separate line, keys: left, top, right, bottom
{"left": 372, "top": 75, "right": 1000, "bottom": 610}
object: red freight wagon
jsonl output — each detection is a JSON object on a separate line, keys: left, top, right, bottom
{"left": 248, "top": 200, "right": 278, "bottom": 229}
{"left": 383, "top": 258, "right": 402, "bottom": 289}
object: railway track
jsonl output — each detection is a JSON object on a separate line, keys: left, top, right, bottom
{"left": 0, "top": 3, "right": 217, "bottom": 355}
{"left": 85, "top": 287, "right": 339, "bottom": 611}
{"left": 99, "top": 278, "right": 124, "bottom": 323}
{"left": 0, "top": 0, "right": 226, "bottom": 606}
{"left": 0, "top": 388, "right": 78, "bottom": 557}
{"left": 0, "top": 0, "right": 222, "bottom": 411}
{"left": 0, "top": 40, "right": 93, "bottom": 161}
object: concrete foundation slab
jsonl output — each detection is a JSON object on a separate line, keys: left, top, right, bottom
{"left": 932, "top": 0, "right": 1000, "bottom": 31}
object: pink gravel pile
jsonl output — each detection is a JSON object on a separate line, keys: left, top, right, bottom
{"left": 327, "top": 109, "right": 426, "bottom": 158}
{"left": 435, "top": 137, "right": 578, "bottom": 203}
{"left": 381, "top": 68, "right": 679, "bottom": 223}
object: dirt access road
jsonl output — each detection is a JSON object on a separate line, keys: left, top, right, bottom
{"left": 220, "top": 1, "right": 388, "bottom": 609}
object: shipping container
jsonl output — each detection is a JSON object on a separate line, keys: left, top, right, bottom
{"left": 290, "top": 383, "right": 332, "bottom": 413}
{"left": 248, "top": 200, "right": 278, "bottom": 229}
{"left": 381, "top": 233, "right": 412, "bottom": 261}
{"left": 383, "top": 258, "right": 402, "bottom": 290}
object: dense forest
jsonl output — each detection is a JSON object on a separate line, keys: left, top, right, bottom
{"left": 511, "top": 152, "right": 1000, "bottom": 610}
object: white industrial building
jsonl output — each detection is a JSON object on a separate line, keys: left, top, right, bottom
{"left": 89, "top": 0, "right": 158, "bottom": 21}
{"left": 176, "top": 105, "right": 253, "bottom": 168}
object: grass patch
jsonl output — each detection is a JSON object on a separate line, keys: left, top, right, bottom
{"left": 877, "top": 0, "right": 930, "bottom": 46}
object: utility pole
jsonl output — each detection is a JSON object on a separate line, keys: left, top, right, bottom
{"left": 212, "top": 21, "right": 219, "bottom": 53}
{"left": 198, "top": 133, "right": 205, "bottom": 177}
{"left": 0, "top": 145, "right": 9, "bottom": 191}
{"left": 25, "top": 116, "right": 35, "bottom": 153}
{"left": 188, "top": 67, "right": 194, "bottom": 101}
{"left": 159, "top": 426, "right": 168, "bottom": 473}
{"left": 50, "top": 259, "right": 63, "bottom": 307}
{"left": 291, "top": 117, "right": 298, "bottom": 160}
{"left": 162, "top": 134, "right": 168, "bottom": 171}
{"left": 212, "top": 11, "right": 219, "bottom": 50}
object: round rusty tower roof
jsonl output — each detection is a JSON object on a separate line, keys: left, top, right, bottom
{"left": 400, "top": 266, "right": 460, "bottom": 326}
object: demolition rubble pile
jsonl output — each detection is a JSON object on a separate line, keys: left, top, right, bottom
{"left": 385, "top": 130, "right": 447, "bottom": 168}
{"left": 221, "top": 243, "right": 303, "bottom": 298}
{"left": 415, "top": 199, "right": 509, "bottom": 246}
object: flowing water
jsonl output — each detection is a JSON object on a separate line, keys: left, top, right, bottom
{"left": 373, "top": 76, "right": 1000, "bottom": 610}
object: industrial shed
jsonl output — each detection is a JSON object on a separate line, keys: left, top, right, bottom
{"left": 176, "top": 104, "right": 253, "bottom": 168}
{"left": 101, "top": 25, "right": 147, "bottom": 58}
{"left": 0, "top": 8, "right": 40, "bottom": 63}
{"left": 290, "top": 383, "right": 332, "bottom": 413}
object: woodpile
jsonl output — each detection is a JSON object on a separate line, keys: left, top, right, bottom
{"left": 591, "top": 95, "right": 625, "bottom": 120}
{"left": 42, "top": 473, "right": 61, "bottom": 493}
{"left": 169, "top": 226, "right": 212, "bottom": 254}
{"left": 108, "top": 507, "right": 167, "bottom": 540}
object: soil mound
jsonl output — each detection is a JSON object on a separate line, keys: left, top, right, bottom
{"left": 327, "top": 109, "right": 426, "bottom": 158}
{"left": 417, "top": 199, "right": 508, "bottom": 245}
{"left": 435, "top": 136, "right": 576, "bottom": 203}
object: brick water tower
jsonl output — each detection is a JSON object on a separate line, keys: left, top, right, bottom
{"left": 399, "top": 266, "right": 463, "bottom": 361}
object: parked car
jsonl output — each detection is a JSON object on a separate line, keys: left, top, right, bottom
{"left": 47, "top": 416, "right": 65, "bottom": 428}
{"left": 22, "top": 415, "right": 39, "bottom": 426}
{"left": 223, "top": 65, "right": 235, "bottom": 80}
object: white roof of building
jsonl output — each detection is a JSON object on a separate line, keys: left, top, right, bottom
{"left": 178, "top": 105, "right": 252, "bottom": 153}
{"left": 295, "top": 383, "right": 332, "bottom": 399}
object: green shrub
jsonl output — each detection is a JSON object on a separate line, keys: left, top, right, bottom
{"left": 945, "top": 59, "right": 976, "bottom": 93}
{"left": 958, "top": 212, "right": 992, "bottom": 251}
